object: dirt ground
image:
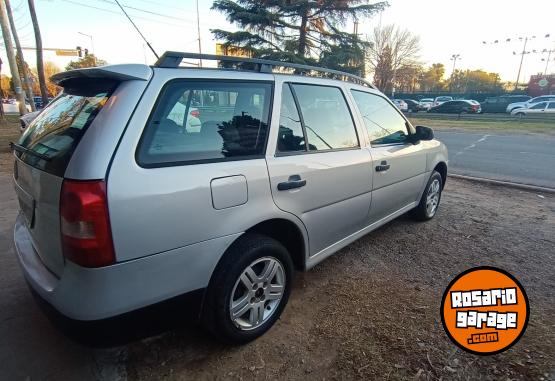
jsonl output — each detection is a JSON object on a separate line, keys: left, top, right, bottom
{"left": 0, "top": 119, "right": 554, "bottom": 380}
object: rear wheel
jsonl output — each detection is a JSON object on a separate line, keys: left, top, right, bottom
{"left": 202, "top": 233, "right": 293, "bottom": 344}
{"left": 411, "top": 171, "right": 443, "bottom": 221}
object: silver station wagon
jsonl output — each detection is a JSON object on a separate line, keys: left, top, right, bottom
{"left": 12, "top": 52, "right": 448, "bottom": 343}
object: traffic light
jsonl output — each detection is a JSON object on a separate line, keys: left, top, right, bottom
{"left": 76, "top": 46, "right": 82, "bottom": 57}
{"left": 84, "top": 48, "right": 89, "bottom": 56}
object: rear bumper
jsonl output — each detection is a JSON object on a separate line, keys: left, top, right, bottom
{"left": 13, "top": 213, "right": 240, "bottom": 321}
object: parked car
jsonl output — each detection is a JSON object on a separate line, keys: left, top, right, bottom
{"left": 506, "top": 95, "right": 555, "bottom": 113}
{"left": 19, "top": 110, "right": 41, "bottom": 132}
{"left": 432, "top": 96, "right": 453, "bottom": 107}
{"left": 510, "top": 101, "right": 555, "bottom": 116}
{"left": 403, "top": 99, "right": 420, "bottom": 112}
{"left": 391, "top": 98, "right": 408, "bottom": 111}
{"left": 480, "top": 95, "right": 531, "bottom": 113}
{"left": 428, "top": 100, "right": 481, "bottom": 114}
{"left": 418, "top": 98, "right": 434, "bottom": 111}
{"left": 11, "top": 53, "right": 447, "bottom": 343}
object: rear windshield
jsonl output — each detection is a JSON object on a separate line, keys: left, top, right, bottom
{"left": 16, "top": 79, "right": 116, "bottom": 176}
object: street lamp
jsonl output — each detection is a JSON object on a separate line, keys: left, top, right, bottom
{"left": 450, "top": 54, "right": 461, "bottom": 76}
{"left": 450, "top": 54, "right": 461, "bottom": 91}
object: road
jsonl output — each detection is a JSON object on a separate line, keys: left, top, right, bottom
{"left": 435, "top": 131, "right": 555, "bottom": 188}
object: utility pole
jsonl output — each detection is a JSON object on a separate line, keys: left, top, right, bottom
{"left": 0, "top": 0, "right": 27, "bottom": 115}
{"left": 6, "top": 0, "right": 36, "bottom": 111}
{"left": 514, "top": 36, "right": 535, "bottom": 91}
{"left": 544, "top": 49, "right": 554, "bottom": 75}
{"left": 28, "top": 0, "right": 49, "bottom": 107}
{"left": 196, "top": 0, "right": 202, "bottom": 67}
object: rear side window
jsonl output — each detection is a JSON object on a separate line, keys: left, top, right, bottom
{"left": 288, "top": 84, "right": 358, "bottom": 151}
{"left": 548, "top": 102, "right": 555, "bottom": 109}
{"left": 351, "top": 90, "right": 409, "bottom": 145}
{"left": 137, "top": 81, "right": 272, "bottom": 166}
{"left": 16, "top": 78, "right": 116, "bottom": 177}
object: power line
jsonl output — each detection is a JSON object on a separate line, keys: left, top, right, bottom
{"left": 57, "top": 0, "right": 188, "bottom": 29}
{"left": 134, "top": 0, "right": 187, "bottom": 12}
{"left": 93, "top": 0, "right": 193, "bottom": 23}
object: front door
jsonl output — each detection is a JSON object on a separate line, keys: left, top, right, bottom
{"left": 350, "top": 90, "right": 427, "bottom": 221}
{"left": 266, "top": 83, "right": 373, "bottom": 256}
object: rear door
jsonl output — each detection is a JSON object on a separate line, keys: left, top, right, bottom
{"left": 349, "top": 89, "right": 427, "bottom": 221}
{"left": 13, "top": 79, "right": 117, "bottom": 275}
{"left": 266, "top": 82, "right": 372, "bottom": 256}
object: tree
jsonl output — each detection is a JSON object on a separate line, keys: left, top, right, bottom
{"left": 366, "top": 24, "right": 421, "bottom": 93}
{"left": 28, "top": 0, "right": 48, "bottom": 107}
{"left": 0, "top": 0, "right": 26, "bottom": 114}
{"left": 31, "top": 61, "right": 61, "bottom": 97}
{"left": 211, "top": 0, "right": 387, "bottom": 74}
{"left": 1, "top": 75, "right": 14, "bottom": 98}
{"left": 419, "top": 63, "right": 446, "bottom": 92}
{"left": 394, "top": 64, "right": 423, "bottom": 92}
{"left": 65, "top": 54, "right": 106, "bottom": 71}
{"left": 449, "top": 69, "right": 503, "bottom": 93}
{"left": 6, "top": 0, "right": 35, "bottom": 111}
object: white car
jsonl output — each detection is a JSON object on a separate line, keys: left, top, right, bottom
{"left": 510, "top": 101, "right": 555, "bottom": 116}
{"left": 166, "top": 104, "right": 202, "bottom": 132}
{"left": 391, "top": 99, "right": 408, "bottom": 111}
{"left": 433, "top": 96, "right": 453, "bottom": 107}
{"left": 418, "top": 98, "right": 434, "bottom": 111}
{"left": 506, "top": 95, "right": 555, "bottom": 113}
{"left": 19, "top": 110, "right": 41, "bottom": 133}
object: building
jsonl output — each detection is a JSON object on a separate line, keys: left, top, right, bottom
{"left": 528, "top": 74, "right": 555, "bottom": 96}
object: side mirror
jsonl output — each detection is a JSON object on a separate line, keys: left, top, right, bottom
{"left": 410, "top": 125, "right": 434, "bottom": 143}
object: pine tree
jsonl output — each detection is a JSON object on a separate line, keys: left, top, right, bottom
{"left": 211, "top": 0, "right": 387, "bottom": 75}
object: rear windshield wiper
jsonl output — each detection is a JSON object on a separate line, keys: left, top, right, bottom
{"left": 9, "top": 142, "right": 52, "bottom": 161}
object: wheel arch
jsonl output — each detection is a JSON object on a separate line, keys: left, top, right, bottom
{"left": 434, "top": 161, "right": 448, "bottom": 189}
{"left": 244, "top": 218, "right": 308, "bottom": 272}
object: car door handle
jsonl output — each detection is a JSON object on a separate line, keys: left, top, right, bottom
{"left": 375, "top": 161, "right": 391, "bottom": 172}
{"left": 277, "top": 175, "right": 306, "bottom": 191}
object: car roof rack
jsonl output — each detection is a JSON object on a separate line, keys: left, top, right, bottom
{"left": 154, "top": 51, "right": 376, "bottom": 89}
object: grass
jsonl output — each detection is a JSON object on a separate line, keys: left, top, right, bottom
{"left": 408, "top": 116, "right": 555, "bottom": 135}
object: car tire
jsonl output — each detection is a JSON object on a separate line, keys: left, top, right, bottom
{"left": 516, "top": 112, "right": 525, "bottom": 117}
{"left": 410, "top": 171, "right": 443, "bottom": 221}
{"left": 202, "top": 233, "right": 293, "bottom": 344}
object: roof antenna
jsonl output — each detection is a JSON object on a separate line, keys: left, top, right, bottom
{"left": 113, "top": 0, "right": 159, "bottom": 60}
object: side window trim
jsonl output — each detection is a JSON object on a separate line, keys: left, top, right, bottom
{"left": 287, "top": 83, "right": 310, "bottom": 152}
{"left": 275, "top": 82, "right": 360, "bottom": 156}
{"left": 350, "top": 89, "right": 413, "bottom": 147}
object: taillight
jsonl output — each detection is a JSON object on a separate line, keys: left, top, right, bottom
{"left": 190, "top": 109, "right": 200, "bottom": 118}
{"left": 60, "top": 180, "right": 115, "bottom": 267}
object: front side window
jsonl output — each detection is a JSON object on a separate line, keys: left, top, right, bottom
{"left": 530, "top": 102, "right": 547, "bottom": 110}
{"left": 351, "top": 90, "right": 409, "bottom": 145}
{"left": 548, "top": 102, "right": 555, "bottom": 109}
{"left": 137, "top": 81, "right": 272, "bottom": 166}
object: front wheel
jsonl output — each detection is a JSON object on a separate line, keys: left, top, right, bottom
{"left": 202, "top": 233, "right": 293, "bottom": 344}
{"left": 411, "top": 171, "right": 443, "bottom": 221}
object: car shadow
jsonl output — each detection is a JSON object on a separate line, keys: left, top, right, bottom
{"left": 31, "top": 287, "right": 210, "bottom": 348}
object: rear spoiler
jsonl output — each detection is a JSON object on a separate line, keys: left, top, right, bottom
{"left": 51, "top": 64, "right": 152, "bottom": 86}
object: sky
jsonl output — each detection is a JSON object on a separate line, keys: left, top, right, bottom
{"left": 1, "top": 0, "right": 554, "bottom": 83}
